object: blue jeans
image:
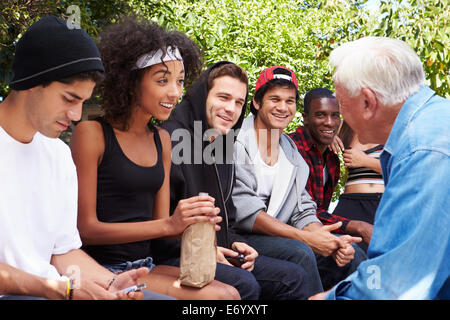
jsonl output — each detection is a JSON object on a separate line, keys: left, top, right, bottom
{"left": 316, "top": 242, "right": 367, "bottom": 291}
{"left": 103, "top": 257, "right": 156, "bottom": 274}
{"left": 241, "top": 234, "right": 367, "bottom": 292}
{"left": 162, "top": 255, "right": 311, "bottom": 300}
{"left": 246, "top": 255, "right": 311, "bottom": 300}
{"left": 103, "top": 257, "right": 175, "bottom": 300}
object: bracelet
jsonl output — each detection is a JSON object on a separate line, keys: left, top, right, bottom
{"left": 65, "top": 279, "right": 74, "bottom": 300}
{"left": 65, "top": 279, "right": 71, "bottom": 300}
{"left": 69, "top": 279, "right": 74, "bottom": 300}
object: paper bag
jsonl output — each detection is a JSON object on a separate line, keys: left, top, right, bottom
{"left": 179, "top": 221, "right": 217, "bottom": 288}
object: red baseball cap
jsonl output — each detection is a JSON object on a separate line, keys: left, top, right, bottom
{"left": 254, "top": 65, "right": 298, "bottom": 95}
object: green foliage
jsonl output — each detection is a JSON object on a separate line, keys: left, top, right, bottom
{"left": 1, "top": 0, "right": 448, "bottom": 201}
{"left": 134, "top": 0, "right": 448, "bottom": 201}
{"left": 128, "top": 0, "right": 365, "bottom": 201}
{"left": 375, "top": 0, "right": 449, "bottom": 98}
{"left": 315, "top": 0, "right": 450, "bottom": 99}
{"left": 0, "top": 0, "right": 52, "bottom": 98}
{"left": 2, "top": 0, "right": 447, "bottom": 106}
{"left": 130, "top": 0, "right": 340, "bottom": 114}
{"left": 0, "top": 0, "right": 131, "bottom": 99}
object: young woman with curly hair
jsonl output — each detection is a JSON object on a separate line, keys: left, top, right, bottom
{"left": 70, "top": 17, "right": 240, "bottom": 300}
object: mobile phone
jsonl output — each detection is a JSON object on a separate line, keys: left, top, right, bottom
{"left": 226, "top": 253, "right": 245, "bottom": 267}
{"left": 117, "top": 283, "right": 146, "bottom": 295}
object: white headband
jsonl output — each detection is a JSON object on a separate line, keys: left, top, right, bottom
{"left": 132, "top": 46, "right": 183, "bottom": 70}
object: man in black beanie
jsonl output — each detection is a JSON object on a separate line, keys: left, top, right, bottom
{"left": 5, "top": 15, "right": 105, "bottom": 140}
{"left": 0, "top": 16, "right": 164, "bottom": 300}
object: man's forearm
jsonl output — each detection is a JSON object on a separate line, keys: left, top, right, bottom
{"left": 252, "top": 211, "right": 312, "bottom": 243}
{"left": 253, "top": 212, "right": 345, "bottom": 257}
{"left": 0, "top": 262, "right": 66, "bottom": 299}
{"left": 50, "top": 249, "right": 114, "bottom": 286}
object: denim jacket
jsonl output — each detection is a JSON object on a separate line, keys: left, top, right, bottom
{"left": 326, "top": 86, "right": 450, "bottom": 299}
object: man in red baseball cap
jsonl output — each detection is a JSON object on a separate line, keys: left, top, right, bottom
{"left": 233, "top": 66, "right": 366, "bottom": 293}
{"left": 249, "top": 65, "right": 298, "bottom": 115}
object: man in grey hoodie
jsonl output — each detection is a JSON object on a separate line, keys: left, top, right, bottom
{"left": 232, "top": 66, "right": 366, "bottom": 291}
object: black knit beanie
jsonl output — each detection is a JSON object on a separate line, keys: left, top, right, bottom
{"left": 10, "top": 16, "right": 104, "bottom": 90}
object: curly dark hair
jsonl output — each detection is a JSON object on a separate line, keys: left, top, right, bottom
{"left": 97, "top": 16, "right": 203, "bottom": 130}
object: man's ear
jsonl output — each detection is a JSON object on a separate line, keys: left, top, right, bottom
{"left": 361, "top": 88, "right": 378, "bottom": 121}
{"left": 252, "top": 98, "right": 261, "bottom": 111}
{"left": 302, "top": 112, "right": 308, "bottom": 126}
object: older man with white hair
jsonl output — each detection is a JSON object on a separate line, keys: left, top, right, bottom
{"left": 311, "top": 36, "right": 449, "bottom": 300}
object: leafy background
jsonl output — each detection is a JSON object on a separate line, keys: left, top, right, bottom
{"left": 1, "top": 0, "right": 448, "bottom": 200}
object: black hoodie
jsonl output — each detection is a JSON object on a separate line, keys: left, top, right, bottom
{"left": 152, "top": 61, "right": 248, "bottom": 263}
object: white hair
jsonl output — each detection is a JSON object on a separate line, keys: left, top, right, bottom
{"left": 329, "top": 37, "right": 426, "bottom": 106}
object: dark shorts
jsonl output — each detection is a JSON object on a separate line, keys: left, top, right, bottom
{"left": 333, "top": 193, "right": 382, "bottom": 252}
{"left": 333, "top": 193, "right": 382, "bottom": 225}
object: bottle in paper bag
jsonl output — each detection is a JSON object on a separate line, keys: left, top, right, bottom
{"left": 179, "top": 192, "right": 217, "bottom": 288}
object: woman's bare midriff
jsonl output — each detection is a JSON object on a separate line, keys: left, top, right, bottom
{"left": 344, "top": 183, "right": 385, "bottom": 194}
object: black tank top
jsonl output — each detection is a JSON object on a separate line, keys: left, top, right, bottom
{"left": 83, "top": 117, "right": 164, "bottom": 265}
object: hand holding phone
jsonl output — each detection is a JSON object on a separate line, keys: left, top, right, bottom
{"left": 225, "top": 253, "right": 245, "bottom": 267}
{"left": 116, "top": 283, "right": 146, "bottom": 295}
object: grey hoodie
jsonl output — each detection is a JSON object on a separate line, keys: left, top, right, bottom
{"left": 232, "top": 115, "right": 320, "bottom": 232}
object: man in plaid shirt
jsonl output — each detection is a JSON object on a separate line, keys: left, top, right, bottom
{"left": 289, "top": 88, "right": 373, "bottom": 241}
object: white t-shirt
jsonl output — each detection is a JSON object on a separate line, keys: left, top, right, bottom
{"left": 0, "top": 126, "right": 81, "bottom": 280}
{"left": 323, "top": 164, "right": 328, "bottom": 186}
{"left": 254, "top": 147, "right": 286, "bottom": 208}
{"left": 255, "top": 153, "right": 278, "bottom": 204}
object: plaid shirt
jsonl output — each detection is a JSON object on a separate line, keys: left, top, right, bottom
{"left": 289, "top": 126, "right": 349, "bottom": 233}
